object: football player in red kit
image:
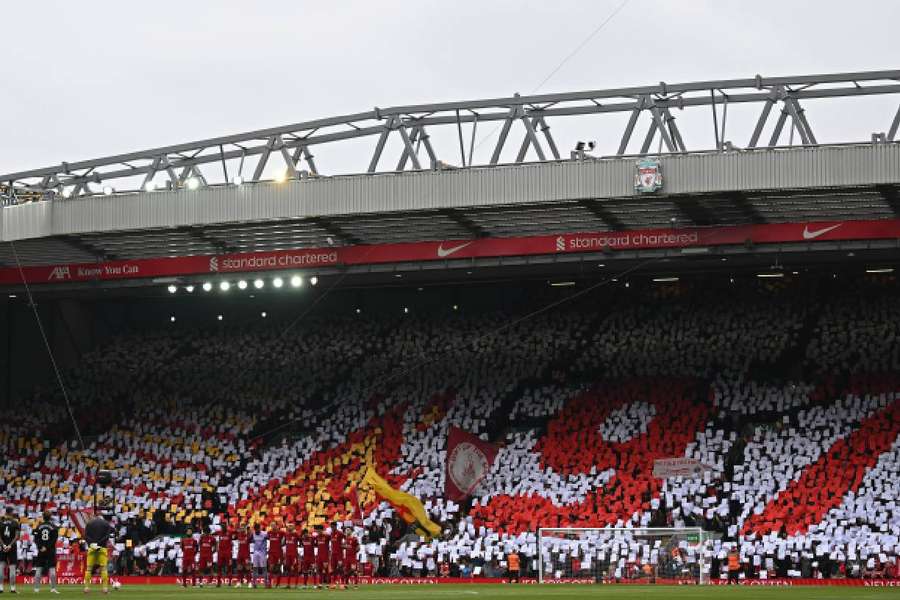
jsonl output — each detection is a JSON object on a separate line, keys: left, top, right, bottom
{"left": 198, "top": 528, "right": 216, "bottom": 584}
{"left": 315, "top": 528, "right": 330, "bottom": 588}
{"left": 282, "top": 524, "right": 300, "bottom": 588}
{"left": 329, "top": 524, "right": 345, "bottom": 589}
{"left": 235, "top": 526, "right": 252, "bottom": 587}
{"left": 343, "top": 532, "right": 360, "bottom": 589}
{"left": 181, "top": 527, "right": 198, "bottom": 588}
{"left": 267, "top": 523, "right": 284, "bottom": 588}
{"left": 215, "top": 525, "right": 233, "bottom": 587}
{"left": 300, "top": 528, "right": 316, "bottom": 588}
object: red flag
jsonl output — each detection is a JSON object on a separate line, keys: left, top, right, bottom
{"left": 445, "top": 427, "right": 499, "bottom": 502}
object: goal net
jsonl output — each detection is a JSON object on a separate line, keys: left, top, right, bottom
{"left": 537, "top": 527, "right": 708, "bottom": 584}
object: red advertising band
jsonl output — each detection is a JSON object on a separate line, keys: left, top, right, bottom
{"left": 18, "top": 575, "right": 900, "bottom": 587}
{"left": 2, "top": 218, "right": 898, "bottom": 286}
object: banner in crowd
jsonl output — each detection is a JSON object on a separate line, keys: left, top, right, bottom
{"left": 652, "top": 457, "right": 713, "bottom": 479}
{"left": 1, "top": 218, "right": 898, "bottom": 286}
{"left": 445, "top": 427, "right": 500, "bottom": 501}
{"left": 361, "top": 467, "right": 442, "bottom": 538}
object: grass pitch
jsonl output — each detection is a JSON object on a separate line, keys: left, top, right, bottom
{"left": 32, "top": 584, "right": 900, "bottom": 599}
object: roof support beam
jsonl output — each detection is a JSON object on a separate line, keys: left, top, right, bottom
{"left": 876, "top": 184, "right": 900, "bottom": 216}
{"left": 312, "top": 217, "right": 361, "bottom": 244}
{"left": 439, "top": 208, "right": 488, "bottom": 238}
{"left": 577, "top": 199, "right": 626, "bottom": 230}
{"left": 724, "top": 191, "right": 767, "bottom": 224}
{"left": 63, "top": 236, "right": 117, "bottom": 261}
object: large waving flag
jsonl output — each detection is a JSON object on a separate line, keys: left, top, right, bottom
{"left": 362, "top": 467, "right": 441, "bottom": 538}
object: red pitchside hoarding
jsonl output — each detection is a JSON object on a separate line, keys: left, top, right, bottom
{"left": 0, "top": 218, "right": 897, "bottom": 286}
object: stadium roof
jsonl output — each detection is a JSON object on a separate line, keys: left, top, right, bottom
{"left": 0, "top": 71, "right": 897, "bottom": 281}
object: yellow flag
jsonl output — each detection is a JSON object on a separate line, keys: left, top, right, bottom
{"left": 361, "top": 467, "right": 441, "bottom": 539}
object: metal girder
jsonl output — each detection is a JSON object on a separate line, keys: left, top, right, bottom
{"left": 62, "top": 236, "right": 117, "bottom": 261}
{"left": 673, "top": 197, "right": 718, "bottom": 226}
{"left": 875, "top": 184, "right": 900, "bottom": 216}
{"left": 311, "top": 217, "right": 361, "bottom": 244}
{"left": 577, "top": 199, "right": 626, "bottom": 230}
{"left": 4, "top": 70, "right": 900, "bottom": 195}
{"left": 887, "top": 104, "right": 900, "bottom": 142}
{"left": 724, "top": 191, "right": 767, "bottom": 224}
{"left": 439, "top": 208, "right": 488, "bottom": 238}
{"left": 180, "top": 226, "right": 234, "bottom": 253}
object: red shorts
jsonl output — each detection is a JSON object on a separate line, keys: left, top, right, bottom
{"left": 199, "top": 556, "right": 212, "bottom": 569}
{"left": 302, "top": 561, "right": 315, "bottom": 573}
{"left": 182, "top": 558, "right": 196, "bottom": 574}
{"left": 268, "top": 554, "right": 282, "bottom": 566}
{"left": 237, "top": 553, "right": 250, "bottom": 565}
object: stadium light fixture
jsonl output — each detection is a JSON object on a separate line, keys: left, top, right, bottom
{"left": 355, "top": 308, "right": 361, "bottom": 314}
{"left": 233, "top": 175, "right": 244, "bottom": 186}
{"left": 253, "top": 279, "right": 264, "bottom": 289}
{"left": 202, "top": 282, "right": 213, "bottom": 292}
{"left": 220, "top": 281, "right": 231, "bottom": 291}
{"left": 167, "top": 284, "right": 177, "bottom": 294}
{"left": 274, "top": 170, "right": 288, "bottom": 183}
{"left": 403, "top": 307, "right": 409, "bottom": 314}
{"left": 550, "top": 281, "right": 576, "bottom": 287}
{"left": 186, "top": 177, "right": 200, "bottom": 190}
{"left": 453, "top": 304, "right": 458, "bottom": 311}
{"left": 102, "top": 185, "right": 114, "bottom": 196}
{"left": 652, "top": 277, "right": 679, "bottom": 283}
{"left": 185, "top": 285, "right": 195, "bottom": 293}
{"left": 62, "top": 188, "right": 72, "bottom": 199}
{"left": 261, "top": 311, "right": 267, "bottom": 318}
{"left": 144, "top": 181, "right": 157, "bottom": 192}
{"left": 273, "top": 277, "right": 284, "bottom": 288}
{"left": 866, "top": 267, "right": 894, "bottom": 274}
{"left": 757, "top": 273, "right": 784, "bottom": 278}
{"left": 310, "top": 276, "right": 318, "bottom": 286}
{"left": 217, "top": 314, "right": 223, "bottom": 321}
{"left": 237, "top": 280, "right": 248, "bottom": 290}
{"left": 625, "top": 282, "right": 630, "bottom": 288}
{"left": 290, "top": 275, "right": 303, "bottom": 288}
{"left": 170, "top": 315, "right": 176, "bottom": 323}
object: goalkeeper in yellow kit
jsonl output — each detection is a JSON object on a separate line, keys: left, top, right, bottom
{"left": 82, "top": 513, "right": 114, "bottom": 593}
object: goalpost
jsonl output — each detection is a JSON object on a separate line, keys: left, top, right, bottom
{"left": 537, "top": 527, "right": 708, "bottom": 585}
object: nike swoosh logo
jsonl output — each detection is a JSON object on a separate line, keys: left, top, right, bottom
{"left": 437, "top": 241, "right": 473, "bottom": 258}
{"left": 802, "top": 223, "right": 842, "bottom": 240}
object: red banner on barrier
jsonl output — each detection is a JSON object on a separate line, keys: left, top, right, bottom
{"left": 1, "top": 218, "right": 898, "bottom": 286}
{"left": 14, "top": 575, "right": 900, "bottom": 587}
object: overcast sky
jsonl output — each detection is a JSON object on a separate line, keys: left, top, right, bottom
{"left": 2, "top": 0, "right": 898, "bottom": 178}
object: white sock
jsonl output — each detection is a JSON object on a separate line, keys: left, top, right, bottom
{"left": 50, "top": 568, "right": 57, "bottom": 590}
{"left": 34, "top": 566, "right": 43, "bottom": 590}
{"left": 9, "top": 564, "right": 16, "bottom": 590}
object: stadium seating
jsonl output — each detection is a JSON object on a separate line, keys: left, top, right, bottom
{"left": 1, "top": 277, "right": 898, "bottom": 580}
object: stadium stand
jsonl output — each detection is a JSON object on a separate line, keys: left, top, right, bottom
{"left": 1, "top": 275, "right": 899, "bottom": 581}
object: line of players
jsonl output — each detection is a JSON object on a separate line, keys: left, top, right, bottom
{"left": 180, "top": 521, "right": 360, "bottom": 589}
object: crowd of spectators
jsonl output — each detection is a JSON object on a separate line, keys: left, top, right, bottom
{"left": 0, "top": 277, "right": 898, "bottom": 582}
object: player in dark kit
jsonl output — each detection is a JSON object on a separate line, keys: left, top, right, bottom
{"left": 215, "top": 525, "right": 233, "bottom": 587}
{"left": 329, "top": 524, "right": 345, "bottom": 589}
{"left": 300, "top": 528, "right": 315, "bottom": 588}
{"left": 282, "top": 524, "right": 299, "bottom": 588}
{"left": 180, "top": 527, "right": 198, "bottom": 588}
{"left": 33, "top": 512, "right": 59, "bottom": 593}
{"left": 0, "top": 507, "right": 20, "bottom": 594}
{"left": 197, "top": 528, "right": 216, "bottom": 584}
{"left": 315, "top": 529, "right": 330, "bottom": 589}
